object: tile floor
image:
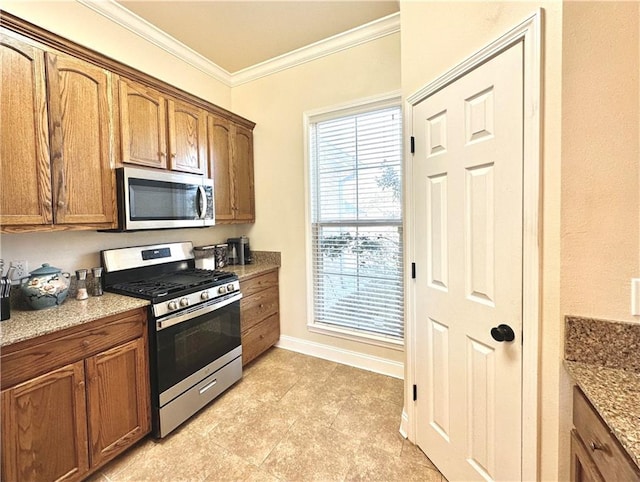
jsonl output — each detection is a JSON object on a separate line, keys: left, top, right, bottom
{"left": 90, "top": 347, "right": 445, "bottom": 482}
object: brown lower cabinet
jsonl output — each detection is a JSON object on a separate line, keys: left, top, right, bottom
{"left": 571, "top": 386, "right": 640, "bottom": 482}
{"left": 1, "top": 308, "right": 150, "bottom": 482}
{"left": 240, "top": 269, "right": 280, "bottom": 365}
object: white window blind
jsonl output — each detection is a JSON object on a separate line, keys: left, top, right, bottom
{"left": 309, "top": 104, "right": 403, "bottom": 341}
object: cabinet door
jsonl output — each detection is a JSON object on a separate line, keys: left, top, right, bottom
{"left": 46, "top": 53, "right": 115, "bottom": 226}
{"left": 168, "top": 99, "right": 206, "bottom": 174}
{"left": 570, "top": 430, "right": 604, "bottom": 482}
{"left": 118, "top": 79, "right": 168, "bottom": 169}
{"left": 208, "top": 115, "right": 234, "bottom": 221}
{"left": 0, "top": 35, "right": 53, "bottom": 227}
{"left": 1, "top": 361, "right": 88, "bottom": 482}
{"left": 85, "top": 337, "right": 150, "bottom": 468}
{"left": 232, "top": 124, "right": 255, "bottom": 222}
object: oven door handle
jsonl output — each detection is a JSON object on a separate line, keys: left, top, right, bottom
{"left": 156, "top": 292, "right": 243, "bottom": 331}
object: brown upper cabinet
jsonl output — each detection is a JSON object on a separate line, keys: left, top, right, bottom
{"left": 0, "top": 35, "right": 53, "bottom": 227}
{"left": 1, "top": 14, "right": 256, "bottom": 232}
{"left": 118, "top": 78, "right": 207, "bottom": 175}
{"left": 208, "top": 115, "right": 255, "bottom": 223}
{"left": 0, "top": 33, "right": 116, "bottom": 232}
{"left": 46, "top": 53, "right": 116, "bottom": 226}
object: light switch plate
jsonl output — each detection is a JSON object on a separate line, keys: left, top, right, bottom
{"left": 632, "top": 278, "right": 640, "bottom": 316}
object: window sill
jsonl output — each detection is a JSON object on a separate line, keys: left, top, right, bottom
{"left": 307, "top": 322, "right": 404, "bottom": 351}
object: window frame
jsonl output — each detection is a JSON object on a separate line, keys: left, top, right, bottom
{"left": 303, "top": 92, "right": 404, "bottom": 350}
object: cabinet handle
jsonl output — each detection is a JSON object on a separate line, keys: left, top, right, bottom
{"left": 589, "top": 441, "right": 603, "bottom": 451}
{"left": 82, "top": 340, "right": 90, "bottom": 348}
{"left": 159, "top": 152, "right": 166, "bottom": 158}
{"left": 57, "top": 201, "right": 65, "bottom": 207}
{"left": 78, "top": 380, "right": 85, "bottom": 388}
{"left": 259, "top": 304, "right": 264, "bottom": 308}
{"left": 170, "top": 153, "right": 176, "bottom": 158}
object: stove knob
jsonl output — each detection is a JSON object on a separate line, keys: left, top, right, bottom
{"left": 218, "top": 286, "right": 227, "bottom": 294}
{"left": 227, "top": 283, "right": 235, "bottom": 292}
{"left": 179, "top": 298, "right": 189, "bottom": 307}
{"left": 168, "top": 300, "right": 178, "bottom": 311}
{"left": 201, "top": 291, "right": 210, "bottom": 300}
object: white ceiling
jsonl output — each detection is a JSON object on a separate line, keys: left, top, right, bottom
{"left": 116, "top": 1, "right": 399, "bottom": 73}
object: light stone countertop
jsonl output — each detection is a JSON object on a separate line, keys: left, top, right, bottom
{"left": 564, "top": 360, "right": 640, "bottom": 470}
{"left": 0, "top": 258, "right": 281, "bottom": 349}
{"left": 225, "top": 262, "right": 280, "bottom": 280}
{"left": 223, "top": 251, "right": 281, "bottom": 280}
{"left": 0, "top": 292, "right": 149, "bottom": 348}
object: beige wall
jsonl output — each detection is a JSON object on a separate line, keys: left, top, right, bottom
{"left": 230, "top": 33, "right": 404, "bottom": 365}
{"left": 559, "top": 4, "right": 640, "bottom": 481}
{"left": 400, "top": 1, "right": 565, "bottom": 479}
{"left": 561, "top": 2, "right": 640, "bottom": 323}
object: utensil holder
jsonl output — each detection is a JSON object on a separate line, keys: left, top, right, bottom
{"left": 1, "top": 297, "right": 10, "bottom": 321}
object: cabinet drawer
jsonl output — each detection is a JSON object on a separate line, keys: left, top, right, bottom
{"left": 1, "top": 308, "right": 146, "bottom": 389}
{"left": 242, "top": 313, "right": 280, "bottom": 366}
{"left": 240, "top": 270, "right": 278, "bottom": 298}
{"left": 573, "top": 386, "right": 640, "bottom": 482}
{"left": 241, "top": 286, "right": 279, "bottom": 332}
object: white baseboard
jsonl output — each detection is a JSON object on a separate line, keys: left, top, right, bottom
{"left": 399, "top": 409, "right": 409, "bottom": 439}
{"left": 276, "top": 334, "right": 404, "bottom": 379}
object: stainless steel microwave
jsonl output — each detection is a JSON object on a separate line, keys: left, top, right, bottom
{"left": 114, "top": 166, "right": 215, "bottom": 231}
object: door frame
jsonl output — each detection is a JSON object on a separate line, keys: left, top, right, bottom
{"left": 403, "top": 11, "right": 542, "bottom": 481}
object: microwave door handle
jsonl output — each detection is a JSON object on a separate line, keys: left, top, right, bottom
{"left": 197, "top": 186, "right": 206, "bottom": 219}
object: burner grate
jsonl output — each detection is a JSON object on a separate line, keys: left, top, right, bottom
{"left": 110, "top": 268, "right": 236, "bottom": 299}
{"left": 112, "top": 279, "right": 183, "bottom": 298}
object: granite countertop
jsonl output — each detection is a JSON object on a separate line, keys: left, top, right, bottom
{"left": 223, "top": 251, "right": 281, "bottom": 280}
{"left": 0, "top": 255, "right": 281, "bottom": 349}
{"left": 226, "top": 262, "right": 279, "bottom": 279}
{"left": 0, "top": 293, "right": 149, "bottom": 348}
{"left": 564, "top": 316, "right": 640, "bottom": 470}
{"left": 565, "top": 360, "right": 640, "bottom": 469}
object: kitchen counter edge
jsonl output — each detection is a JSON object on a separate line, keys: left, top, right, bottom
{"left": 0, "top": 293, "right": 150, "bottom": 348}
{"left": 564, "top": 360, "right": 640, "bottom": 470}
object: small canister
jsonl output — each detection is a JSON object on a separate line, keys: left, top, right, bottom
{"left": 91, "top": 267, "right": 103, "bottom": 296}
{"left": 194, "top": 245, "right": 217, "bottom": 270}
{"left": 214, "top": 244, "right": 228, "bottom": 269}
{"left": 75, "top": 269, "right": 89, "bottom": 300}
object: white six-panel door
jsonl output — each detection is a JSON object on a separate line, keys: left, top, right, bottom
{"left": 413, "top": 42, "right": 524, "bottom": 482}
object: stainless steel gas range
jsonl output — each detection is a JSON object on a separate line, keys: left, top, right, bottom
{"left": 101, "top": 242, "right": 242, "bottom": 438}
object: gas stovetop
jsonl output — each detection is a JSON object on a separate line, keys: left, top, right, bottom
{"left": 110, "top": 268, "right": 236, "bottom": 299}
{"left": 101, "top": 242, "right": 241, "bottom": 318}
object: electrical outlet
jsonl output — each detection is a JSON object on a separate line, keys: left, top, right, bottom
{"left": 632, "top": 278, "right": 640, "bottom": 316}
{"left": 11, "top": 260, "right": 28, "bottom": 281}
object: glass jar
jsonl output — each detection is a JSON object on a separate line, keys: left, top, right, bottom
{"left": 75, "top": 269, "right": 88, "bottom": 300}
{"left": 91, "top": 267, "right": 103, "bottom": 296}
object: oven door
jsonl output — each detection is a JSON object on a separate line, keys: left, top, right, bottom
{"left": 152, "top": 293, "right": 241, "bottom": 407}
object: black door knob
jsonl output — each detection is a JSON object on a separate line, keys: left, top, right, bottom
{"left": 490, "top": 324, "right": 515, "bottom": 342}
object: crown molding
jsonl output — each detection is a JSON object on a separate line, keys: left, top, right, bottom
{"left": 77, "top": 0, "right": 399, "bottom": 88}
{"left": 230, "top": 12, "right": 400, "bottom": 86}
{"left": 77, "top": 0, "right": 233, "bottom": 86}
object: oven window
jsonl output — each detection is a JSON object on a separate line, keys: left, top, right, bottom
{"left": 129, "top": 178, "right": 199, "bottom": 220}
{"left": 155, "top": 301, "right": 241, "bottom": 395}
